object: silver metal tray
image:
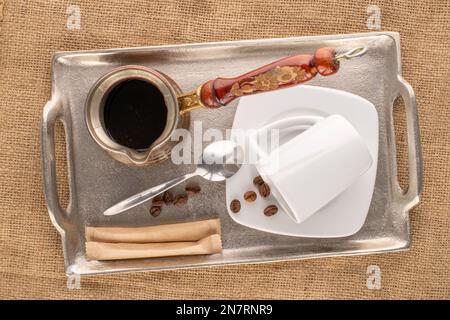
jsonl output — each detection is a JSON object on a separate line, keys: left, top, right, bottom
{"left": 41, "top": 32, "right": 422, "bottom": 275}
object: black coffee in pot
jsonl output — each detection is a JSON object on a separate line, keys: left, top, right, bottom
{"left": 103, "top": 79, "right": 167, "bottom": 151}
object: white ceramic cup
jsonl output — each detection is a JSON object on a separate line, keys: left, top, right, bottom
{"left": 249, "top": 114, "right": 373, "bottom": 224}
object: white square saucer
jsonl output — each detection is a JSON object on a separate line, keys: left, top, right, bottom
{"left": 226, "top": 85, "right": 379, "bottom": 237}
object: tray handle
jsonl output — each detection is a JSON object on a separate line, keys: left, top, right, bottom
{"left": 41, "top": 97, "right": 71, "bottom": 229}
{"left": 395, "top": 75, "right": 423, "bottom": 210}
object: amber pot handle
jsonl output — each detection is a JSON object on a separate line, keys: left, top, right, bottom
{"left": 178, "top": 47, "right": 342, "bottom": 113}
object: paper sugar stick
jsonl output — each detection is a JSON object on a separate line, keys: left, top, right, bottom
{"left": 85, "top": 234, "right": 222, "bottom": 261}
{"left": 85, "top": 218, "right": 221, "bottom": 243}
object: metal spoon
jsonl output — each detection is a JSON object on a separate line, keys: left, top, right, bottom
{"left": 103, "top": 140, "right": 243, "bottom": 216}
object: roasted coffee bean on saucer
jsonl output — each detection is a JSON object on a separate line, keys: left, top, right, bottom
{"left": 230, "top": 199, "right": 241, "bottom": 213}
{"left": 264, "top": 204, "right": 278, "bottom": 216}
{"left": 244, "top": 191, "right": 257, "bottom": 202}
{"left": 258, "top": 182, "right": 270, "bottom": 198}
{"left": 253, "top": 175, "right": 264, "bottom": 186}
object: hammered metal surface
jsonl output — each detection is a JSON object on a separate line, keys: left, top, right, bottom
{"left": 41, "top": 32, "right": 422, "bottom": 275}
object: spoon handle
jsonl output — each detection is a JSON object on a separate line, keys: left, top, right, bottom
{"left": 103, "top": 172, "right": 197, "bottom": 216}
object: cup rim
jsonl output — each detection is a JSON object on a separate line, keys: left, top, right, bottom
{"left": 255, "top": 164, "right": 303, "bottom": 223}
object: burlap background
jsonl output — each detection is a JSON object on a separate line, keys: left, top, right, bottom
{"left": 0, "top": 0, "right": 449, "bottom": 299}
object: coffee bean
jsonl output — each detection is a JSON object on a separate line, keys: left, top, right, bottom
{"left": 230, "top": 199, "right": 241, "bottom": 213}
{"left": 173, "top": 193, "right": 188, "bottom": 207}
{"left": 185, "top": 183, "right": 201, "bottom": 196}
{"left": 152, "top": 194, "right": 164, "bottom": 206}
{"left": 258, "top": 182, "right": 270, "bottom": 198}
{"left": 163, "top": 191, "right": 174, "bottom": 205}
{"left": 149, "top": 206, "right": 161, "bottom": 217}
{"left": 253, "top": 175, "right": 264, "bottom": 186}
{"left": 244, "top": 191, "right": 257, "bottom": 202}
{"left": 264, "top": 204, "right": 278, "bottom": 216}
